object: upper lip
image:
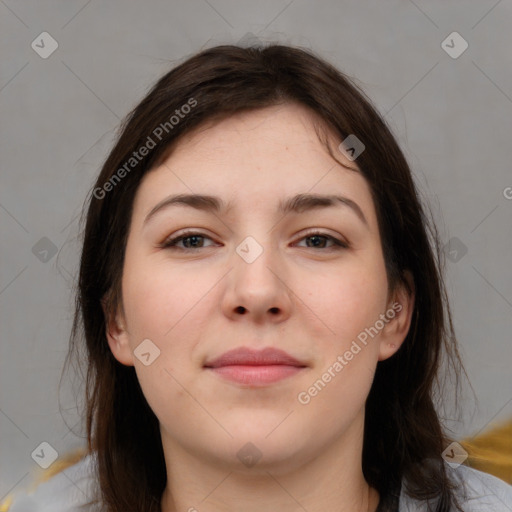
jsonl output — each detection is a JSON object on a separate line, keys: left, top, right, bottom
{"left": 204, "top": 347, "right": 307, "bottom": 368}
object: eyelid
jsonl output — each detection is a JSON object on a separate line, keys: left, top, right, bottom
{"left": 295, "top": 229, "right": 349, "bottom": 249}
{"left": 158, "top": 229, "right": 218, "bottom": 249}
{"left": 158, "top": 228, "right": 349, "bottom": 251}
{"left": 297, "top": 228, "right": 349, "bottom": 244}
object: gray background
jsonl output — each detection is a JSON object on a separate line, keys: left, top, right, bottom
{"left": 1, "top": 0, "right": 511, "bottom": 500}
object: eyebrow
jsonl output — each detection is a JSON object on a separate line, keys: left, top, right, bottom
{"left": 143, "top": 193, "right": 368, "bottom": 227}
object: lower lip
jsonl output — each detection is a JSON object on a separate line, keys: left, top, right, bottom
{"left": 206, "top": 365, "right": 304, "bottom": 385}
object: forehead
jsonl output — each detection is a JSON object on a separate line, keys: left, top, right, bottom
{"left": 132, "top": 103, "right": 376, "bottom": 225}
{"left": 165, "top": 103, "right": 341, "bottom": 165}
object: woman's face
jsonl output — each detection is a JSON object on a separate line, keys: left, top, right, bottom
{"left": 106, "top": 103, "right": 412, "bottom": 474}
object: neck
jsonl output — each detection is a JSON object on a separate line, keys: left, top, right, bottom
{"left": 160, "top": 411, "right": 380, "bottom": 512}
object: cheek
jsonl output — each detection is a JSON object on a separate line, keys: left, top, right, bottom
{"left": 301, "top": 256, "right": 389, "bottom": 344}
{"left": 121, "top": 255, "right": 209, "bottom": 340}
{"left": 120, "top": 256, "right": 211, "bottom": 416}
{"left": 295, "top": 263, "right": 386, "bottom": 418}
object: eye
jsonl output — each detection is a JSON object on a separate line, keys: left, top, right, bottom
{"left": 294, "top": 231, "right": 349, "bottom": 250}
{"left": 159, "top": 231, "right": 216, "bottom": 250}
{"left": 158, "top": 230, "right": 349, "bottom": 251}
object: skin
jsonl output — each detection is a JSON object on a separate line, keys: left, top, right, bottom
{"left": 106, "top": 103, "right": 415, "bottom": 512}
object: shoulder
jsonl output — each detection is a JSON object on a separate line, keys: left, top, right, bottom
{"left": 4, "top": 452, "right": 99, "bottom": 512}
{"left": 399, "top": 464, "right": 512, "bottom": 511}
{"left": 450, "top": 464, "right": 512, "bottom": 510}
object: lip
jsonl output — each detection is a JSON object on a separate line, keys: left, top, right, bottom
{"left": 204, "top": 347, "right": 306, "bottom": 368}
{"left": 203, "top": 347, "right": 308, "bottom": 386}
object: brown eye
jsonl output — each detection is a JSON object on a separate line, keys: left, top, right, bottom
{"left": 160, "top": 231, "right": 216, "bottom": 250}
{"left": 295, "top": 231, "right": 349, "bottom": 250}
{"left": 158, "top": 230, "right": 349, "bottom": 252}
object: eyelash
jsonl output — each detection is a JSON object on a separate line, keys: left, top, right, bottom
{"left": 158, "top": 230, "right": 349, "bottom": 251}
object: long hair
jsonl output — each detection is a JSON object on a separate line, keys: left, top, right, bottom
{"left": 64, "top": 43, "right": 468, "bottom": 512}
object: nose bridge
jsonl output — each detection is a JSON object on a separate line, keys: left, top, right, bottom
{"left": 226, "top": 230, "right": 291, "bottom": 318}
{"left": 231, "top": 202, "right": 278, "bottom": 264}
{"left": 233, "top": 233, "right": 279, "bottom": 285}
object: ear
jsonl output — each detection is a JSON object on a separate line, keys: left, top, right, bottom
{"left": 101, "top": 294, "right": 134, "bottom": 366}
{"left": 378, "top": 270, "right": 415, "bottom": 361}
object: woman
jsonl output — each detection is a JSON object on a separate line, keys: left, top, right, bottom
{"left": 5, "top": 44, "right": 512, "bottom": 512}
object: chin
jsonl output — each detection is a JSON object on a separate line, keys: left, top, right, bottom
{"left": 211, "top": 428, "right": 316, "bottom": 475}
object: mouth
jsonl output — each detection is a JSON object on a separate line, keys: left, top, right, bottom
{"left": 203, "top": 347, "right": 308, "bottom": 386}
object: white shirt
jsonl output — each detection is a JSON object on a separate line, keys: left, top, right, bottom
{"left": 7, "top": 453, "right": 512, "bottom": 511}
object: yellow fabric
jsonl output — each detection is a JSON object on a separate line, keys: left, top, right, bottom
{"left": 0, "top": 447, "right": 88, "bottom": 512}
{"left": 1, "top": 420, "right": 511, "bottom": 511}
{"left": 0, "top": 496, "right": 12, "bottom": 512}
{"left": 460, "top": 419, "right": 512, "bottom": 484}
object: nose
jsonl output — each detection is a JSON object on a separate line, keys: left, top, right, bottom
{"left": 221, "top": 237, "right": 293, "bottom": 324}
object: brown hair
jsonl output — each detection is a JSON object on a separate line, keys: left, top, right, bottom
{"left": 64, "top": 43, "right": 468, "bottom": 511}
